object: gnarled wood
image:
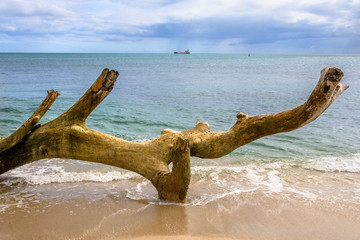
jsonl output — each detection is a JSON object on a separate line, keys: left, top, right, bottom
{"left": 0, "top": 66, "right": 348, "bottom": 202}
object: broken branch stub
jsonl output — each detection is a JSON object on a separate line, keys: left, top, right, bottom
{"left": 0, "top": 66, "right": 348, "bottom": 202}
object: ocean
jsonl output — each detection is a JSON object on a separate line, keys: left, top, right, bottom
{"left": 0, "top": 53, "right": 359, "bottom": 240}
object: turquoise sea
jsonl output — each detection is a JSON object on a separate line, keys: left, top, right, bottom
{"left": 0, "top": 53, "right": 360, "bottom": 239}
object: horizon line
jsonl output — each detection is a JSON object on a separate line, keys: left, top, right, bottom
{"left": 1, "top": 52, "right": 360, "bottom": 56}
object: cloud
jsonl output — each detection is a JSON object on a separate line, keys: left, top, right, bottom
{"left": 0, "top": 0, "right": 359, "bottom": 53}
{"left": 0, "top": 0, "right": 71, "bottom": 17}
{"left": 0, "top": 0, "right": 76, "bottom": 36}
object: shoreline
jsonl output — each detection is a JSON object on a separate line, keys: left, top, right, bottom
{"left": 1, "top": 190, "right": 359, "bottom": 240}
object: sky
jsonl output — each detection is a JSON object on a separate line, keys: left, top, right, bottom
{"left": 0, "top": 0, "right": 359, "bottom": 54}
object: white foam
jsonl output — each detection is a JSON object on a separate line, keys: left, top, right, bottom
{"left": 24, "top": 170, "right": 139, "bottom": 185}
{"left": 286, "top": 187, "right": 318, "bottom": 200}
{"left": 186, "top": 188, "right": 257, "bottom": 206}
{"left": 187, "top": 165, "right": 289, "bottom": 204}
{"left": 2, "top": 159, "right": 141, "bottom": 185}
{"left": 303, "top": 153, "right": 360, "bottom": 173}
{"left": 246, "top": 168, "right": 264, "bottom": 186}
{"left": 3, "top": 155, "right": 359, "bottom": 208}
{"left": 263, "top": 170, "right": 283, "bottom": 194}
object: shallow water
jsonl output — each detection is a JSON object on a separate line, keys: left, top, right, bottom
{"left": 0, "top": 53, "right": 360, "bottom": 239}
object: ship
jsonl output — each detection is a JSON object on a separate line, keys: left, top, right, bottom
{"left": 174, "top": 49, "right": 190, "bottom": 54}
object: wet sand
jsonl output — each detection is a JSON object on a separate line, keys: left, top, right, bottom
{"left": 127, "top": 236, "right": 260, "bottom": 240}
{"left": 1, "top": 191, "right": 360, "bottom": 240}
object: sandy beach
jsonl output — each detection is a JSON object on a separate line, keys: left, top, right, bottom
{"left": 1, "top": 188, "right": 360, "bottom": 240}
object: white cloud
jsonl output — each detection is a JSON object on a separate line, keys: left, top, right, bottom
{"left": 0, "top": 0, "right": 76, "bottom": 34}
{"left": 0, "top": 0, "right": 74, "bottom": 17}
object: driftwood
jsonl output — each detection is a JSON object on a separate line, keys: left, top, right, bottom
{"left": 0, "top": 67, "right": 348, "bottom": 202}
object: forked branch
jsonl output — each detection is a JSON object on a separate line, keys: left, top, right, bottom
{"left": 53, "top": 68, "right": 119, "bottom": 125}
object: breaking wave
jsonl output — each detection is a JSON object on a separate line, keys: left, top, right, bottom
{"left": 302, "top": 153, "right": 360, "bottom": 173}
{"left": 1, "top": 153, "right": 360, "bottom": 211}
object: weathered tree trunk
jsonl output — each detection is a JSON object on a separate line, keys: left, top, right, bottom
{"left": 0, "top": 67, "right": 348, "bottom": 202}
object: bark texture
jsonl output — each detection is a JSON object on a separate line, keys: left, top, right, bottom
{"left": 0, "top": 67, "right": 348, "bottom": 202}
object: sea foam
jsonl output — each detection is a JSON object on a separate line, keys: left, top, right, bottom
{"left": 303, "top": 153, "right": 360, "bottom": 173}
{"left": 1, "top": 158, "right": 141, "bottom": 186}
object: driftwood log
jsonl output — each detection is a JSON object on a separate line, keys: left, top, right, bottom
{"left": 0, "top": 67, "right": 348, "bottom": 202}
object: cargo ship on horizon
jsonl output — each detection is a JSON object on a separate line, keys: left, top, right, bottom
{"left": 174, "top": 49, "right": 190, "bottom": 54}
